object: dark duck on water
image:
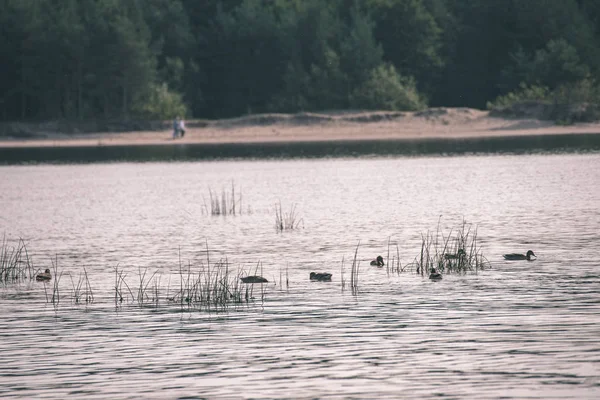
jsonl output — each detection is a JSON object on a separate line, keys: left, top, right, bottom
{"left": 310, "top": 272, "right": 332, "bottom": 282}
{"left": 240, "top": 276, "right": 268, "bottom": 283}
{"left": 429, "top": 268, "right": 442, "bottom": 281}
{"left": 36, "top": 269, "right": 52, "bottom": 282}
{"left": 503, "top": 250, "right": 536, "bottom": 261}
{"left": 370, "top": 255, "right": 385, "bottom": 267}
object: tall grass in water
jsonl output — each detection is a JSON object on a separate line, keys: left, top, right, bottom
{"left": 69, "top": 267, "right": 94, "bottom": 304}
{"left": 414, "top": 220, "right": 490, "bottom": 275}
{"left": 113, "top": 266, "right": 160, "bottom": 307}
{"left": 237, "top": 261, "right": 268, "bottom": 303}
{"left": 137, "top": 267, "right": 160, "bottom": 306}
{"left": 176, "top": 259, "right": 247, "bottom": 311}
{"left": 341, "top": 242, "right": 362, "bottom": 294}
{"left": 275, "top": 201, "right": 303, "bottom": 232}
{"left": 205, "top": 181, "right": 243, "bottom": 216}
{"left": 278, "top": 264, "right": 289, "bottom": 291}
{"left": 112, "top": 246, "right": 257, "bottom": 312}
{"left": 0, "top": 237, "right": 35, "bottom": 283}
{"left": 41, "top": 255, "right": 63, "bottom": 307}
{"left": 341, "top": 256, "right": 346, "bottom": 290}
{"left": 341, "top": 242, "right": 361, "bottom": 294}
{"left": 384, "top": 237, "right": 404, "bottom": 276}
{"left": 114, "top": 265, "right": 135, "bottom": 305}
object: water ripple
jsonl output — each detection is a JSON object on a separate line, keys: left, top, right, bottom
{"left": 1, "top": 154, "right": 600, "bottom": 398}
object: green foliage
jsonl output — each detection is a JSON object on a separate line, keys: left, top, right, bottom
{"left": 306, "top": 48, "right": 348, "bottom": 109}
{"left": 0, "top": 0, "right": 157, "bottom": 120}
{"left": 504, "top": 39, "right": 592, "bottom": 92}
{"left": 367, "top": 0, "right": 443, "bottom": 95}
{"left": 339, "top": 6, "right": 383, "bottom": 85}
{"left": 532, "top": 39, "right": 591, "bottom": 88}
{"left": 490, "top": 79, "right": 600, "bottom": 109}
{"left": 553, "top": 79, "right": 600, "bottom": 104}
{"left": 142, "top": 0, "right": 195, "bottom": 95}
{"left": 196, "top": 0, "right": 291, "bottom": 117}
{"left": 133, "top": 83, "right": 187, "bottom": 120}
{"left": 495, "top": 38, "right": 595, "bottom": 119}
{"left": 268, "top": 63, "right": 311, "bottom": 112}
{"left": 351, "top": 64, "right": 426, "bottom": 111}
{"left": 488, "top": 79, "right": 600, "bottom": 123}
{"left": 487, "top": 83, "right": 551, "bottom": 110}
{"left": 1, "top": 0, "right": 600, "bottom": 121}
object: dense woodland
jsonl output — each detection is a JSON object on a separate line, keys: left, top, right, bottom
{"left": 1, "top": 0, "right": 600, "bottom": 121}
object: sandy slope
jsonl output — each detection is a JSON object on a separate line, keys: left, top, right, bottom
{"left": 1, "top": 108, "right": 600, "bottom": 148}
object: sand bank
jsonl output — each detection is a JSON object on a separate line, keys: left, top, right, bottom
{"left": 1, "top": 108, "right": 600, "bottom": 148}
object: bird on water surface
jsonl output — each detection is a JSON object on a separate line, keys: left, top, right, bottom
{"left": 240, "top": 276, "right": 268, "bottom": 283}
{"left": 429, "top": 268, "right": 442, "bottom": 281}
{"left": 310, "top": 272, "right": 332, "bottom": 282}
{"left": 503, "top": 250, "right": 536, "bottom": 261}
{"left": 36, "top": 269, "right": 52, "bottom": 282}
{"left": 370, "top": 255, "right": 385, "bottom": 267}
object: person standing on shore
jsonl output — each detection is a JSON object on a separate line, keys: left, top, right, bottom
{"left": 173, "top": 117, "right": 180, "bottom": 139}
{"left": 179, "top": 118, "right": 186, "bottom": 138}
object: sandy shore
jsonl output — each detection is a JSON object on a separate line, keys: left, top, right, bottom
{"left": 2, "top": 108, "right": 600, "bottom": 148}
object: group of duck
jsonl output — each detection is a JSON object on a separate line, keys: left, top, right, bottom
{"left": 239, "top": 249, "right": 537, "bottom": 284}
{"left": 34, "top": 251, "right": 537, "bottom": 284}
{"left": 240, "top": 272, "right": 333, "bottom": 284}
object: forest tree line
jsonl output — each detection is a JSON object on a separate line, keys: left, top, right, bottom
{"left": 1, "top": 0, "right": 600, "bottom": 121}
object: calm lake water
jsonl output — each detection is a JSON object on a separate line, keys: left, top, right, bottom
{"left": 1, "top": 138, "right": 600, "bottom": 399}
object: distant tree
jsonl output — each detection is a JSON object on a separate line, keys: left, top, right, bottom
{"left": 142, "top": 0, "right": 195, "bottom": 95}
{"left": 133, "top": 83, "right": 187, "bottom": 119}
{"left": 195, "top": 0, "right": 290, "bottom": 117}
{"left": 271, "top": 1, "right": 392, "bottom": 112}
{"left": 367, "top": 0, "right": 443, "bottom": 96}
{"left": 3, "top": 0, "right": 600, "bottom": 121}
{"left": 532, "top": 39, "right": 591, "bottom": 88}
{"left": 0, "top": 0, "right": 41, "bottom": 119}
{"left": 512, "top": 0, "right": 600, "bottom": 73}
{"left": 339, "top": 6, "right": 383, "bottom": 87}
{"left": 265, "top": 0, "right": 348, "bottom": 112}
{"left": 351, "top": 64, "right": 426, "bottom": 111}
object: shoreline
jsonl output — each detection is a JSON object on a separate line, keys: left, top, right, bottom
{"left": 1, "top": 108, "right": 600, "bottom": 149}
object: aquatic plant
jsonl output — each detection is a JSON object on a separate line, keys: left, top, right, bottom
{"left": 204, "top": 181, "right": 243, "bottom": 216}
{"left": 41, "top": 255, "right": 63, "bottom": 307}
{"left": 340, "top": 242, "right": 364, "bottom": 294}
{"left": 384, "top": 238, "right": 404, "bottom": 276}
{"left": 341, "top": 256, "right": 346, "bottom": 290}
{"left": 112, "top": 259, "right": 254, "bottom": 312}
{"left": 113, "top": 266, "right": 162, "bottom": 307}
{"left": 342, "top": 242, "right": 360, "bottom": 294}
{"left": 176, "top": 259, "right": 252, "bottom": 310}
{"left": 275, "top": 201, "right": 303, "bottom": 232}
{"left": 114, "top": 265, "right": 135, "bottom": 305}
{"left": 278, "top": 264, "right": 289, "bottom": 291}
{"left": 413, "top": 220, "right": 490, "bottom": 275}
{"left": 69, "top": 267, "right": 94, "bottom": 304}
{"left": 237, "top": 261, "right": 269, "bottom": 303}
{"left": 0, "top": 237, "right": 35, "bottom": 283}
{"left": 137, "top": 267, "right": 160, "bottom": 306}
{"left": 165, "top": 245, "right": 264, "bottom": 310}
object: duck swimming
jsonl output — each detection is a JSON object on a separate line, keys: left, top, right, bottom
{"left": 503, "top": 250, "right": 536, "bottom": 261}
{"left": 240, "top": 275, "right": 268, "bottom": 283}
{"left": 429, "top": 268, "right": 442, "bottom": 281}
{"left": 370, "top": 255, "right": 385, "bottom": 267}
{"left": 36, "top": 269, "right": 52, "bottom": 282}
{"left": 310, "top": 272, "right": 332, "bottom": 282}
{"left": 444, "top": 248, "right": 466, "bottom": 260}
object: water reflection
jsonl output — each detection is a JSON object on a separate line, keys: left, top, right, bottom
{"left": 1, "top": 133, "right": 600, "bottom": 164}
